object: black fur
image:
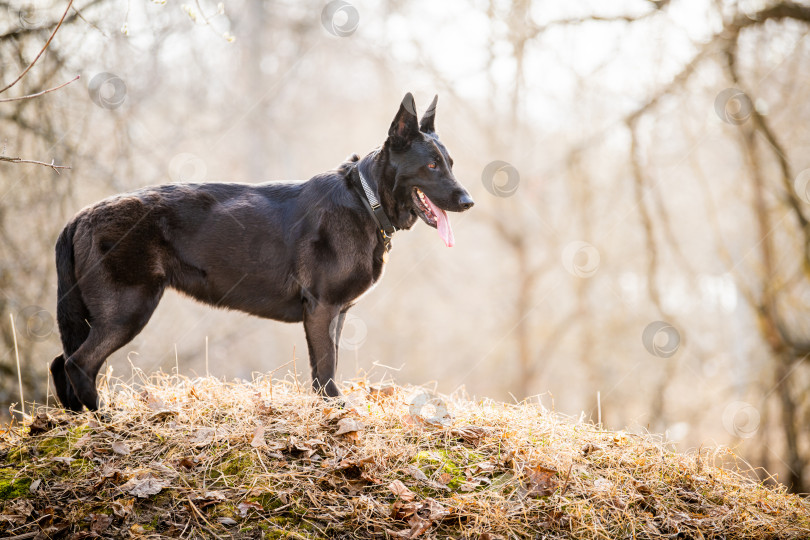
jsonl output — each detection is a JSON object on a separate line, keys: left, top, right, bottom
{"left": 51, "top": 93, "right": 474, "bottom": 411}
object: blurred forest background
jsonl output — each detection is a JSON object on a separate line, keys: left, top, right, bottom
{"left": 1, "top": 0, "right": 809, "bottom": 493}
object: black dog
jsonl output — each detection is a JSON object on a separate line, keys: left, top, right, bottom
{"left": 50, "top": 93, "right": 474, "bottom": 411}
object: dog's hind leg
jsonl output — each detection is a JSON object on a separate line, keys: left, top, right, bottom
{"left": 332, "top": 308, "right": 349, "bottom": 368}
{"left": 53, "top": 220, "right": 92, "bottom": 410}
{"left": 51, "top": 355, "right": 83, "bottom": 411}
{"left": 65, "top": 287, "right": 162, "bottom": 410}
{"left": 303, "top": 302, "right": 342, "bottom": 398}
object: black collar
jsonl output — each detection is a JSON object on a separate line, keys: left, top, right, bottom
{"left": 349, "top": 164, "right": 397, "bottom": 252}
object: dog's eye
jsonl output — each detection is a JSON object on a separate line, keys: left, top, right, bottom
{"left": 427, "top": 162, "right": 437, "bottom": 169}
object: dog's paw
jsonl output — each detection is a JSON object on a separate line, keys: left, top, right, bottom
{"left": 325, "top": 393, "right": 364, "bottom": 411}
{"left": 321, "top": 393, "right": 345, "bottom": 408}
{"left": 92, "top": 409, "right": 113, "bottom": 423}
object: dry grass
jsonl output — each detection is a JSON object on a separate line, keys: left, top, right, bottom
{"left": 1, "top": 371, "right": 808, "bottom": 539}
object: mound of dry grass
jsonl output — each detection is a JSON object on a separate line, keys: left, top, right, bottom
{"left": 1, "top": 372, "right": 808, "bottom": 539}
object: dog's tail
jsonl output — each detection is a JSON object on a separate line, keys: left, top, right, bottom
{"left": 51, "top": 219, "right": 91, "bottom": 410}
{"left": 54, "top": 219, "right": 91, "bottom": 358}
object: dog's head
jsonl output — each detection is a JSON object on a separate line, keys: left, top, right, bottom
{"left": 384, "top": 93, "right": 474, "bottom": 247}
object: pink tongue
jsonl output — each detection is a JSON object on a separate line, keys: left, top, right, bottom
{"left": 424, "top": 194, "right": 455, "bottom": 247}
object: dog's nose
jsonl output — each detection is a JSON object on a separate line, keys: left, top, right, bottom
{"left": 457, "top": 193, "right": 475, "bottom": 211}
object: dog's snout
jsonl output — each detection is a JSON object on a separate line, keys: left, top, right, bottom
{"left": 457, "top": 192, "right": 475, "bottom": 211}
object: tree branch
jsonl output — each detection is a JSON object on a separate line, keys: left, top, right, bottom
{"left": 0, "top": 0, "right": 106, "bottom": 42}
{"left": 529, "top": 0, "right": 671, "bottom": 38}
{"left": 723, "top": 26, "right": 810, "bottom": 358}
{"left": 626, "top": 2, "right": 810, "bottom": 126}
{"left": 0, "top": 0, "right": 74, "bottom": 95}
{"left": 0, "top": 155, "right": 70, "bottom": 173}
{"left": 731, "top": 1, "right": 810, "bottom": 27}
{"left": 0, "top": 74, "right": 79, "bottom": 102}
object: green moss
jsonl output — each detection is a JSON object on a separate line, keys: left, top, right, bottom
{"left": 210, "top": 502, "right": 236, "bottom": 518}
{"left": 147, "top": 512, "right": 163, "bottom": 530}
{"left": 38, "top": 436, "right": 70, "bottom": 457}
{"left": 263, "top": 525, "right": 317, "bottom": 540}
{"left": 211, "top": 451, "right": 254, "bottom": 484}
{"left": 70, "top": 458, "right": 93, "bottom": 471}
{"left": 71, "top": 424, "right": 93, "bottom": 438}
{"left": 250, "top": 493, "right": 284, "bottom": 511}
{"left": 0, "top": 468, "right": 32, "bottom": 499}
{"left": 260, "top": 512, "right": 319, "bottom": 538}
{"left": 5, "top": 445, "right": 30, "bottom": 463}
{"left": 415, "top": 448, "right": 468, "bottom": 489}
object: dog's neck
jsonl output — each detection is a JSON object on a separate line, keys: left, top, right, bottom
{"left": 356, "top": 147, "right": 417, "bottom": 232}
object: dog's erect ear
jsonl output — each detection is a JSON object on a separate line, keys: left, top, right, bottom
{"left": 419, "top": 94, "right": 438, "bottom": 133}
{"left": 388, "top": 92, "right": 420, "bottom": 150}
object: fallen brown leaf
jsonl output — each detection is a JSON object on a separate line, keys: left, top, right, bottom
{"left": 385, "top": 528, "right": 413, "bottom": 538}
{"left": 406, "top": 465, "right": 429, "bottom": 482}
{"left": 451, "top": 426, "right": 488, "bottom": 446}
{"left": 582, "top": 443, "right": 602, "bottom": 456}
{"left": 112, "top": 498, "right": 134, "bottom": 518}
{"left": 406, "top": 515, "right": 432, "bottom": 537}
{"left": 237, "top": 501, "right": 263, "bottom": 517}
{"left": 335, "top": 417, "right": 364, "bottom": 436}
{"left": 287, "top": 436, "right": 317, "bottom": 458}
{"left": 391, "top": 500, "right": 419, "bottom": 520}
{"left": 415, "top": 498, "right": 450, "bottom": 521}
{"left": 90, "top": 513, "right": 113, "bottom": 534}
{"left": 525, "top": 464, "right": 558, "bottom": 497}
{"left": 120, "top": 474, "right": 169, "bottom": 498}
{"left": 178, "top": 456, "right": 198, "bottom": 470}
{"left": 368, "top": 384, "right": 397, "bottom": 402}
{"left": 111, "top": 441, "right": 131, "bottom": 455}
{"left": 250, "top": 425, "right": 267, "bottom": 448}
{"left": 28, "top": 412, "right": 55, "bottom": 435}
{"left": 191, "top": 427, "right": 216, "bottom": 447}
{"left": 200, "top": 490, "right": 227, "bottom": 501}
{"left": 389, "top": 479, "right": 416, "bottom": 502}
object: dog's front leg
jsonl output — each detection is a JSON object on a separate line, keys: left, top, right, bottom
{"left": 303, "top": 302, "right": 342, "bottom": 398}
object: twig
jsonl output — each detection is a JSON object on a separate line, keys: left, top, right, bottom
{"left": 0, "top": 0, "right": 75, "bottom": 94}
{"left": 0, "top": 155, "right": 71, "bottom": 173}
{"left": 70, "top": 0, "right": 107, "bottom": 37}
{"left": 2, "top": 532, "right": 38, "bottom": 540}
{"left": 559, "top": 463, "right": 574, "bottom": 497}
{"left": 0, "top": 0, "right": 105, "bottom": 42}
{"left": 11, "top": 313, "right": 26, "bottom": 419}
{"left": 292, "top": 345, "right": 300, "bottom": 393}
{"left": 0, "top": 74, "right": 79, "bottom": 102}
{"left": 186, "top": 497, "right": 224, "bottom": 540}
{"left": 269, "top": 358, "right": 296, "bottom": 376}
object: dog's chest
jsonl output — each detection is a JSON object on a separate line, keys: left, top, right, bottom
{"left": 354, "top": 252, "right": 387, "bottom": 302}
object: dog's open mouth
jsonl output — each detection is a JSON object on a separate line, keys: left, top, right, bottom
{"left": 412, "top": 187, "right": 455, "bottom": 247}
